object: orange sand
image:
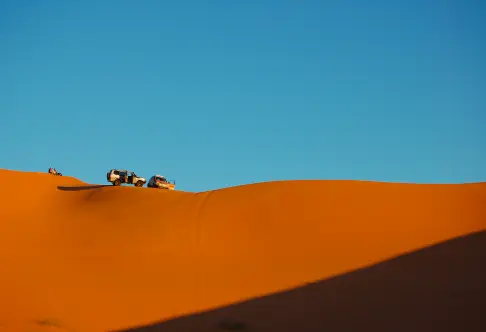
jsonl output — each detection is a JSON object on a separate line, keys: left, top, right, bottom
{"left": 0, "top": 169, "right": 485, "bottom": 331}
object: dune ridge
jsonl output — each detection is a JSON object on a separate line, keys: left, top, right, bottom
{"left": 0, "top": 169, "right": 485, "bottom": 332}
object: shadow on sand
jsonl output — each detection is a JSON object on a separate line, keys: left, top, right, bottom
{"left": 114, "top": 230, "right": 486, "bottom": 332}
{"left": 57, "top": 185, "right": 110, "bottom": 191}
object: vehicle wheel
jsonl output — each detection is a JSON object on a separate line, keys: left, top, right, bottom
{"left": 113, "top": 179, "right": 121, "bottom": 186}
{"left": 135, "top": 181, "right": 144, "bottom": 187}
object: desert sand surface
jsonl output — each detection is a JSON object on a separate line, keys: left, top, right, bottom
{"left": 0, "top": 169, "right": 485, "bottom": 332}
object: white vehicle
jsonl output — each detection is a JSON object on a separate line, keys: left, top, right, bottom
{"left": 106, "top": 169, "right": 146, "bottom": 187}
{"left": 147, "top": 175, "right": 176, "bottom": 190}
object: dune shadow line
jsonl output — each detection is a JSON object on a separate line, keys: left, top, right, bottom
{"left": 114, "top": 230, "right": 486, "bottom": 332}
{"left": 57, "top": 185, "right": 110, "bottom": 191}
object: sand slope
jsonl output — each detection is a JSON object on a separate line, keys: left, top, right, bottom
{"left": 0, "top": 169, "right": 485, "bottom": 332}
{"left": 122, "top": 230, "right": 486, "bottom": 332}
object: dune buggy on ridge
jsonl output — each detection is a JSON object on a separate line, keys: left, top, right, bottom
{"left": 147, "top": 175, "right": 176, "bottom": 190}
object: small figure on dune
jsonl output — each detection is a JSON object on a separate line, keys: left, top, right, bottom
{"left": 48, "top": 167, "right": 62, "bottom": 176}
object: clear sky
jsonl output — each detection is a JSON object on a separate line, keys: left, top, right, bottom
{"left": 1, "top": 0, "right": 485, "bottom": 192}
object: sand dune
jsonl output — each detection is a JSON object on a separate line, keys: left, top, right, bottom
{"left": 0, "top": 169, "right": 485, "bottom": 332}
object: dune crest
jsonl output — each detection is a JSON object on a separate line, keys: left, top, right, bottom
{"left": 0, "top": 169, "right": 485, "bottom": 332}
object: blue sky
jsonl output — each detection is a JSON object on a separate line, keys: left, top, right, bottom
{"left": 1, "top": 0, "right": 485, "bottom": 191}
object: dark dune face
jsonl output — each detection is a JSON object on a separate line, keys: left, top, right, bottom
{"left": 118, "top": 230, "right": 486, "bottom": 332}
